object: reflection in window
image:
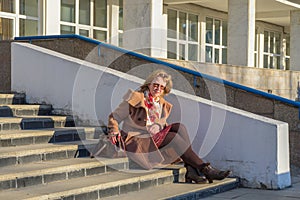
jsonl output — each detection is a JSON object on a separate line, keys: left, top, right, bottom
{"left": 119, "top": 0, "right": 123, "bottom": 30}
{"left": 188, "top": 44, "right": 197, "bottom": 61}
{"left": 61, "top": 0, "right": 75, "bottom": 23}
{"left": 0, "top": 17, "right": 13, "bottom": 40}
{"left": 264, "top": 31, "right": 268, "bottom": 52}
{"left": 167, "top": 9, "right": 177, "bottom": 39}
{"left": 94, "top": 29, "right": 107, "bottom": 41}
{"left": 188, "top": 14, "right": 198, "bottom": 41}
{"left": 118, "top": 0, "right": 123, "bottom": 46}
{"left": 222, "top": 21, "right": 227, "bottom": 46}
{"left": 222, "top": 48, "right": 227, "bottom": 64}
{"left": 179, "top": 12, "right": 186, "bottom": 40}
{"left": 19, "top": 19, "right": 38, "bottom": 36}
{"left": 206, "top": 46, "right": 212, "bottom": 62}
{"left": 61, "top": 25, "right": 75, "bottom": 34}
{"left": 179, "top": 44, "right": 185, "bottom": 60}
{"left": 206, "top": 17, "right": 213, "bottom": 44}
{"left": 0, "top": 0, "right": 15, "bottom": 13}
{"left": 94, "top": 0, "right": 107, "bottom": 28}
{"left": 79, "top": 29, "right": 89, "bottom": 37}
{"left": 20, "top": 0, "right": 38, "bottom": 17}
{"left": 79, "top": 0, "right": 90, "bottom": 25}
{"left": 167, "top": 40, "right": 177, "bottom": 59}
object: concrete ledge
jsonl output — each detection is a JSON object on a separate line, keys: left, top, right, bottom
{"left": 11, "top": 42, "right": 291, "bottom": 189}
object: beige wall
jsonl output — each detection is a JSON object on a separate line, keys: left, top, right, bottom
{"left": 162, "top": 59, "right": 300, "bottom": 101}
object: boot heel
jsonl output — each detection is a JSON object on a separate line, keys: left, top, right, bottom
{"left": 185, "top": 177, "right": 193, "bottom": 183}
{"left": 207, "top": 178, "right": 213, "bottom": 183}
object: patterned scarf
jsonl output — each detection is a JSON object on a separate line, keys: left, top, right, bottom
{"left": 144, "top": 90, "right": 162, "bottom": 125}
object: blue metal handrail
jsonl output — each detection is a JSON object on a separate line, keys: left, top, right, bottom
{"left": 14, "top": 34, "right": 300, "bottom": 108}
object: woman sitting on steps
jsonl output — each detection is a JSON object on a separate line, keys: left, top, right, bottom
{"left": 107, "top": 69, "right": 231, "bottom": 184}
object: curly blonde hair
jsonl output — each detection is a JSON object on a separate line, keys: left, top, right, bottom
{"left": 139, "top": 69, "right": 173, "bottom": 96}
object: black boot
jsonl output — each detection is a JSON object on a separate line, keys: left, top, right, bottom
{"left": 200, "top": 163, "right": 231, "bottom": 183}
{"left": 184, "top": 163, "right": 207, "bottom": 184}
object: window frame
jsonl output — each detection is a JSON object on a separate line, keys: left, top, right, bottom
{"left": 167, "top": 8, "right": 200, "bottom": 61}
{"left": 205, "top": 16, "right": 227, "bottom": 64}
{"left": 60, "top": 0, "right": 108, "bottom": 41}
{"left": 262, "top": 29, "right": 282, "bottom": 69}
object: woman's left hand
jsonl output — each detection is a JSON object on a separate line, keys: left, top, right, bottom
{"left": 148, "top": 124, "right": 161, "bottom": 136}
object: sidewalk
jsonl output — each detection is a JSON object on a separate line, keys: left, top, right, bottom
{"left": 203, "top": 165, "right": 300, "bottom": 199}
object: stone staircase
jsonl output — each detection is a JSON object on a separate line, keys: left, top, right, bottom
{"left": 0, "top": 93, "right": 239, "bottom": 199}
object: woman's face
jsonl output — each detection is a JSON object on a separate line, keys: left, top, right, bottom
{"left": 148, "top": 76, "right": 166, "bottom": 99}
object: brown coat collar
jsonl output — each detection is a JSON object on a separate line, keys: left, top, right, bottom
{"left": 124, "top": 89, "right": 172, "bottom": 113}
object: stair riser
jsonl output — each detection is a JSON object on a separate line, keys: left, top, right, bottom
{"left": 0, "top": 150, "right": 79, "bottom": 168}
{"left": 33, "top": 172, "right": 185, "bottom": 200}
{"left": 0, "top": 130, "right": 101, "bottom": 147}
{"left": 0, "top": 108, "right": 51, "bottom": 117}
{"left": 0, "top": 97, "right": 26, "bottom": 105}
{"left": 166, "top": 181, "right": 240, "bottom": 200}
{"left": 0, "top": 162, "right": 128, "bottom": 190}
{"left": 0, "top": 120, "right": 75, "bottom": 131}
{"left": 74, "top": 173, "right": 184, "bottom": 199}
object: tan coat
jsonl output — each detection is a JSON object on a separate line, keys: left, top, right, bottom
{"left": 108, "top": 89, "right": 179, "bottom": 169}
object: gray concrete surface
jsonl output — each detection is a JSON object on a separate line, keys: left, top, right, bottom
{"left": 203, "top": 165, "right": 300, "bottom": 199}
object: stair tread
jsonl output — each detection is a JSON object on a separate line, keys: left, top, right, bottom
{"left": 0, "top": 140, "right": 97, "bottom": 157}
{"left": 102, "top": 178, "right": 238, "bottom": 200}
{"left": 0, "top": 115, "right": 72, "bottom": 122}
{"left": 0, "top": 157, "right": 127, "bottom": 180}
{"left": 0, "top": 127, "right": 101, "bottom": 139}
{"left": 0, "top": 104, "right": 51, "bottom": 109}
{"left": 0, "top": 164, "right": 188, "bottom": 200}
{"left": 0, "top": 93, "right": 25, "bottom": 98}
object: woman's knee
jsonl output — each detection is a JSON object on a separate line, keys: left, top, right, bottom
{"left": 170, "top": 123, "right": 187, "bottom": 132}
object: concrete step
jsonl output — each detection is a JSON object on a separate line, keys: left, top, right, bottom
{"left": 0, "top": 93, "right": 26, "bottom": 105}
{"left": 0, "top": 140, "right": 98, "bottom": 167}
{"left": 102, "top": 177, "right": 239, "bottom": 200}
{"left": 0, "top": 127, "right": 104, "bottom": 147}
{"left": 0, "top": 164, "right": 186, "bottom": 200}
{"left": 0, "top": 157, "right": 128, "bottom": 190}
{"left": 0, "top": 115, "right": 75, "bottom": 131}
{"left": 0, "top": 163, "right": 239, "bottom": 200}
{"left": 0, "top": 104, "right": 52, "bottom": 117}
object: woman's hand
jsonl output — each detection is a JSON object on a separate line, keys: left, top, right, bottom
{"left": 148, "top": 124, "right": 161, "bottom": 136}
{"left": 108, "top": 132, "right": 120, "bottom": 145}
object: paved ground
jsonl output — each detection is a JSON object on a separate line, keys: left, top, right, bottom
{"left": 203, "top": 165, "right": 300, "bottom": 199}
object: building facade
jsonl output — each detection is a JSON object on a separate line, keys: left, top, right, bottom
{"left": 1, "top": 0, "right": 300, "bottom": 70}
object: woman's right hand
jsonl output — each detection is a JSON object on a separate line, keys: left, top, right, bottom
{"left": 108, "top": 132, "right": 120, "bottom": 145}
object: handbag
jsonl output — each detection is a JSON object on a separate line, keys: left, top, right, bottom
{"left": 90, "top": 134, "right": 126, "bottom": 158}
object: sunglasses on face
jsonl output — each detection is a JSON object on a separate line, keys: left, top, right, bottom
{"left": 152, "top": 83, "right": 165, "bottom": 91}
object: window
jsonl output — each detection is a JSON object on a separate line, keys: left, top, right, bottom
{"left": 254, "top": 28, "right": 258, "bottom": 67}
{"left": 19, "top": 18, "right": 38, "bottom": 36}
{"left": 61, "top": 0, "right": 75, "bottom": 23}
{"left": 205, "top": 17, "right": 227, "bottom": 64}
{"left": 20, "top": 0, "right": 38, "bottom": 17}
{"left": 118, "top": 0, "right": 123, "bottom": 46}
{"left": 167, "top": 9, "right": 199, "bottom": 61}
{"left": 60, "top": 0, "right": 108, "bottom": 41}
{"left": 263, "top": 30, "right": 281, "bottom": 69}
{"left": 79, "top": 0, "right": 90, "bottom": 25}
{"left": 0, "top": 0, "right": 39, "bottom": 39}
{"left": 0, "top": 17, "right": 13, "bottom": 40}
{"left": 0, "top": 0, "right": 15, "bottom": 13}
{"left": 285, "top": 34, "right": 290, "bottom": 70}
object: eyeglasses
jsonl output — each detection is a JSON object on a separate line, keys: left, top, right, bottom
{"left": 152, "top": 83, "right": 165, "bottom": 91}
